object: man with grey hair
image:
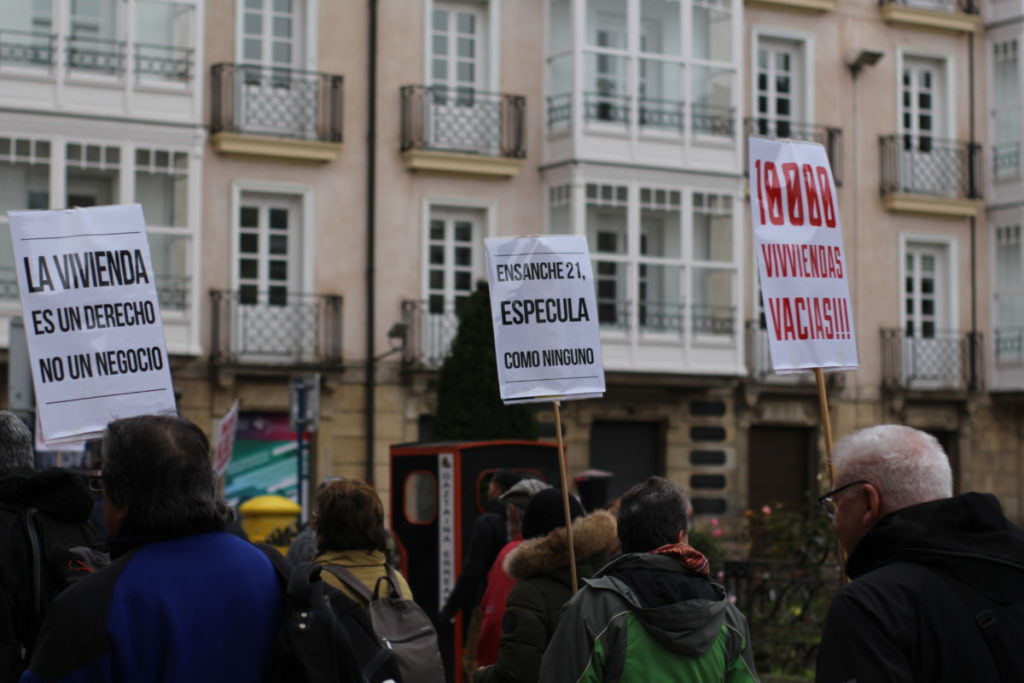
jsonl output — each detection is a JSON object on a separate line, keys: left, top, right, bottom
{"left": 0, "top": 411, "right": 102, "bottom": 679}
{"left": 816, "top": 425, "right": 1024, "bottom": 682}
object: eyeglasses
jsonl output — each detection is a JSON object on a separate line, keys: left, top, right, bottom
{"left": 816, "top": 480, "right": 869, "bottom": 520}
{"left": 87, "top": 470, "right": 104, "bottom": 493}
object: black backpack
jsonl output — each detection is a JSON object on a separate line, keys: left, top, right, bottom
{"left": 258, "top": 546, "right": 403, "bottom": 683}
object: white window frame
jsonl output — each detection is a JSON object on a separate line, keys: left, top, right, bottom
{"left": 419, "top": 195, "right": 495, "bottom": 300}
{"left": 750, "top": 27, "right": 814, "bottom": 131}
{"left": 423, "top": 0, "right": 501, "bottom": 92}
{"left": 898, "top": 233, "right": 959, "bottom": 337}
{"left": 895, "top": 48, "right": 956, "bottom": 141}
{"left": 234, "top": 0, "right": 318, "bottom": 70}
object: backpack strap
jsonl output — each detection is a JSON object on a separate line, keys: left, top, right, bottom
{"left": 321, "top": 564, "right": 375, "bottom": 604}
{"left": 934, "top": 570, "right": 1014, "bottom": 680}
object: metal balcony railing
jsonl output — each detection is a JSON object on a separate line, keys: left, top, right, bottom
{"left": 879, "top": 135, "right": 982, "bottom": 199}
{"left": 210, "top": 63, "right": 343, "bottom": 142}
{"left": 878, "top": 0, "right": 978, "bottom": 14}
{"left": 639, "top": 97, "right": 685, "bottom": 132}
{"left": 880, "top": 328, "right": 983, "bottom": 391}
{"left": 134, "top": 42, "right": 191, "bottom": 82}
{"left": 995, "top": 327, "right": 1024, "bottom": 365}
{"left": 583, "top": 91, "right": 631, "bottom": 124}
{"left": 993, "top": 143, "right": 1020, "bottom": 180}
{"left": 692, "top": 304, "right": 736, "bottom": 336}
{"left": 692, "top": 103, "right": 735, "bottom": 137}
{"left": 0, "top": 30, "right": 55, "bottom": 68}
{"left": 597, "top": 299, "right": 631, "bottom": 330}
{"left": 67, "top": 35, "right": 125, "bottom": 74}
{"left": 638, "top": 301, "right": 685, "bottom": 334}
{"left": 400, "top": 300, "right": 460, "bottom": 370}
{"left": 209, "top": 290, "right": 342, "bottom": 367}
{"left": 547, "top": 93, "right": 572, "bottom": 129}
{"left": 746, "top": 118, "right": 844, "bottom": 185}
{"left": 400, "top": 85, "right": 526, "bottom": 158}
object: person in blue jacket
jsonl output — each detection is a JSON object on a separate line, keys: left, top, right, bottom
{"left": 20, "top": 414, "right": 283, "bottom": 683}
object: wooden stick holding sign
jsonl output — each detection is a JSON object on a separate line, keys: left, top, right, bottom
{"left": 814, "top": 368, "right": 835, "bottom": 481}
{"left": 485, "top": 234, "right": 606, "bottom": 595}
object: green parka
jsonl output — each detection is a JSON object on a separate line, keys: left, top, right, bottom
{"left": 473, "top": 509, "right": 618, "bottom": 683}
{"left": 538, "top": 552, "right": 759, "bottom": 683}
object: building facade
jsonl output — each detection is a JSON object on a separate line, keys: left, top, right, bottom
{"left": 1, "top": 0, "right": 1022, "bottom": 528}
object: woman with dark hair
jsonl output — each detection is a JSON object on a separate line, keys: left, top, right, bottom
{"left": 314, "top": 478, "right": 412, "bottom": 603}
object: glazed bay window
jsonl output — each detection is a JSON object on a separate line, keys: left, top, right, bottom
{"left": 0, "top": 137, "right": 50, "bottom": 300}
{"left": 135, "top": 1, "right": 193, "bottom": 83}
{"left": 639, "top": 0, "right": 683, "bottom": 132}
{"left": 66, "top": 143, "right": 120, "bottom": 207}
{"left": 586, "top": 183, "right": 629, "bottom": 328}
{"left": 691, "top": 0, "right": 734, "bottom": 137}
{"left": 691, "top": 193, "right": 734, "bottom": 335}
{"left": 996, "top": 225, "right": 1023, "bottom": 363}
{"left": 136, "top": 148, "right": 189, "bottom": 311}
{"left": 639, "top": 188, "right": 683, "bottom": 333}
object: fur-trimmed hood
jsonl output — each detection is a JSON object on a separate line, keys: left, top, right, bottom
{"left": 504, "top": 509, "right": 618, "bottom": 581}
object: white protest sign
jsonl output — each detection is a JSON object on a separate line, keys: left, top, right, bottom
{"left": 9, "top": 204, "right": 177, "bottom": 442}
{"left": 485, "top": 235, "right": 605, "bottom": 404}
{"left": 214, "top": 399, "right": 240, "bottom": 476}
{"left": 749, "top": 137, "right": 859, "bottom": 373}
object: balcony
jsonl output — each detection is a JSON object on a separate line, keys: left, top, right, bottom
{"left": 209, "top": 63, "right": 343, "bottom": 162}
{"left": 746, "top": 119, "right": 843, "bottom": 185}
{"left": 597, "top": 299, "right": 736, "bottom": 338}
{"left": 879, "top": 0, "right": 979, "bottom": 33}
{"left": 399, "top": 300, "right": 459, "bottom": 370}
{"left": 209, "top": 290, "right": 342, "bottom": 368}
{"left": 993, "top": 143, "right": 1020, "bottom": 182}
{"left": 400, "top": 85, "right": 526, "bottom": 177}
{"left": 880, "top": 328, "right": 982, "bottom": 392}
{"left": 879, "top": 135, "right": 982, "bottom": 216}
{"left": 0, "top": 30, "right": 55, "bottom": 69}
{"left": 996, "top": 327, "right": 1024, "bottom": 366}
{"left": 549, "top": 93, "right": 736, "bottom": 140}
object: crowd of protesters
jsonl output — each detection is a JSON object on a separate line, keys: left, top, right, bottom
{"left": 1, "top": 411, "right": 1022, "bottom": 682}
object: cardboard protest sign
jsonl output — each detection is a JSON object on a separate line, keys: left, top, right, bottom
{"left": 8, "top": 204, "right": 176, "bottom": 442}
{"left": 214, "top": 400, "right": 240, "bottom": 476}
{"left": 748, "top": 138, "right": 859, "bottom": 373}
{"left": 485, "top": 235, "right": 605, "bottom": 404}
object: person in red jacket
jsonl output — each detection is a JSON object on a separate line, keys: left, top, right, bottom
{"left": 474, "top": 479, "right": 551, "bottom": 667}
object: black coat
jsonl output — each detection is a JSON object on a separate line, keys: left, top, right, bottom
{"left": 816, "top": 493, "right": 1024, "bottom": 682}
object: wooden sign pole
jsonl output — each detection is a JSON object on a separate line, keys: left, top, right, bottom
{"left": 814, "top": 368, "right": 835, "bottom": 484}
{"left": 553, "top": 401, "right": 579, "bottom": 594}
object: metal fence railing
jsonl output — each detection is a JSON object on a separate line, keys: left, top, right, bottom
{"left": 0, "top": 29, "right": 55, "bottom": 68}
{"left": 746, "top": 118, "right": 844, "bottom": 185}
{"left": 211, "top": 63, "right": 343, "bottom": 142}
{"left": 692, "top": 103, "right": 735, "bottom": 137}
{"left": 66, "top": 35, "right": 125, "bottom": 74}
{"left": 879, "top": 0, "right": 979, "bottom": 14}
{"left": 583, "top": 91, "right": 631, "bottom": 125}
{"left": 400, "top": 85, "right": 526, "bottom": 158}
{"left": 134, "top": 42, "right": 191, "bottom": 82}
{"left": 995, "top": 327, "right": 1024, "bottom": 365}
{"left": 880, "top": 328, "right": 983, "bottom": 391}
{"left": 400, "top": 300, "right": 460, "bottom": 370}
{"left": 879, "top": 135, "right": 982, "bottom": 199}
{"left": 993, "top": 142, "right": 1020, "bottom": 180}
{"left": 209, "top": 290, "right": 342, "bottom": 367}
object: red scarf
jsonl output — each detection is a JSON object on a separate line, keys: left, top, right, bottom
{"left": 650, "top": 542, "right": 711, "bottom": 576}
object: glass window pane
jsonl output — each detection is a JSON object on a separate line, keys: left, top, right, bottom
{"left": 432, "top": 9, "right": 447, "bottom": 31}
{"left": 273, "top": 16, "right": 291, "bottom": 38}
{"left": 549, "top": 0, "right": 570, "bottom": 53}
{"left": 692, "top": 268, "right": 734, "bottom": 335}
{"left": 269, "top": 285, "right": 287, "bottom": 306}
{"left": 693, "top": 194, "right": 733, "bottom": 261}
{"left": 240, "top": 284, "right": 258, "bottom": 304}
{"left": 692, "top": 2, "right": 731, "bottom": 62}
{"left": 454, "top": 246, "right": 471, "bottom": 266}
{"left": 269, "top": 260, "right": 287, "bottom": 280}
{"left": 273, "top": 0, "right": 292, "bottom": 12}
{"left": 272, "top": 41, "right": 291, "bottom": 64}
{"left": 269, "top": 234, "right": 287, "bottom": 255}
{"left": 429, "top": 220, "right": 444, "bottom": 240}
{"left": 147, "top": 231, "right": 189, "bottom": 312}
{"left": 641, "top": 0, "right": 681, "bottom": 56}
{"left": 430, "top": 245, "right": 444, "bottom": 265}
{"left": 240, "top": 206, "right": 258, "bottom": 227}
{"left": 641, "top": 211, "right": 681, "bottom": 259}
{"left": 269, "top": 208, "right": 288, "bottom": 229}
{"left": 240, "top": 233, "right": 258, "bottom": 253}
{"left": 136, "top": 167, "right": 187, "bottom": 227}
{"left": 429, "top": 270, "right": 444, "bottom": 289}
{"left": 586, "top": 0, "right": 626, "bottom": 48}
{"left": 457, "top": 12, "right": 474, "bottom": 34}
{"left": 240, "top": 259, "right": 258, "bottom": 279}
{"left": 403, "top": 472, "right": 437, "bottom": 524}
{"left": 454, "top": 223, "right": 472, "bottom": 242}
{"left": 457, "top": 37, "right": 473, "bottom": 59}
{"left": 0, "top": 160, "right": 50, "bottom": 215}
{"left": 455, "top": 271, "right": 471, "bottom": 291}
{"left": 66, "top": 167, "right": 118, "bottom": 206}
{"left": 244, "top": 38, "right": 261, "bottom": 61}
{"left": 244, "top": 12, "right": 262, "bottom": 34}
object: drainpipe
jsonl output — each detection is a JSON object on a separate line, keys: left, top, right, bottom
{"left": 365, "top": 0, "right": 378, "bottom": 484}
{"left": 968, "top": 30, "right": 978, "bottom": 392}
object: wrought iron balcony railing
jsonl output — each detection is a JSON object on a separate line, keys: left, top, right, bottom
{"left": 880, "top": 328, "right": 983, "bottom": 391}
{"left": 400, "top": 85, "right": 526, "bottom": 158}
{"left": 746, "top": 118, "right": 844, "bottom": 185}
{"left": 210, "top": 63, "right": 343, "bottom": 142}
{"left": 209, "top": 290, "right": 342, "bottom": 367}
{"left": 596, "top": 299, "right": 736, "bottom": 337}
{"left": 879, "top": 135, "right": 982, "bottom": 199}
{"left": 638, "top": 301, "right": 685, "bottom": 334}
{"left": 639, "top": 97, "right": 686, "bottom": 132}
{"left": 134, "top": 42, "right": 191, "bottom": 82}
{"left": 67, "top": 35, "right": 125, "bottom": 74}
{"left": 399, "top": 300, "right": 460, "bottom": 370}
{"left": 692, "top": 304, "right": 736, "bottom": 336}
{"left": 995, "top": 327, "right": 1024, "bottom": 365}
{"left": 0, "top": 29, "right": 55, "bottom": 68}
{"left": 583, "top": 91, "right": 631, "bottom": 124}
{"left": 993, "top": 142, "right": 1020, "bottom": 180}
{"left": 878, "top": 0, "right": 978, "bottom": 14}
{"left": 692, "top": 103, "right": 735, "bottom": 137}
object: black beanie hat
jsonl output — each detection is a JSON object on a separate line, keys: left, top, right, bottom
{"left": 521, "top": 488, "right": 584, "bottom": 540}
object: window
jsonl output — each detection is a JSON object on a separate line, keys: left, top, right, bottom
{"left": 135, "top": 1, "right": 194, "bottom": 82}
{"left": 67, "top": 0, "right": 123, "bottom": 75}
{"left": 237, "top": 193, "right": 302, "bottom": 307}
{"left": 66, "top": 143, "right": 120, "bottom": 208}
{"left": 548, "top": 185, "right": 571, "bottom": 234}
{"left": 902, "top": 241, "right": 958, "bottom": 386}
{"left": 754, "top": 37, "right": 805, "bottom": 139}
{"left": 993, "top": 40, "right": 1021, "bottom": 180}
{"left": 550, "top": 0, "right": 736, "bottom": 138}
{"left": 899, "top": 56, "right": 957, "bottom": 196}
{"left": 0, "top": 137, "right": 50, "bottom": 300}
{"left": 995, "top": 225, "right": 1023, "bottom": 362}
{"left": 426, "top": 208, "right": 481, "bottom": 316}
{"left": 137, "top": 148, "right": 189, "bottom": 311}
{"left": 569, "top": 181, "right": 738, "bottom": 339}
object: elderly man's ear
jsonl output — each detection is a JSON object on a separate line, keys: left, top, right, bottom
{"left": 860, "top": 483, "right": 884, "bottom": 527}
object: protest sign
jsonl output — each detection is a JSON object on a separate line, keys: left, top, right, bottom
{"left": 214, "top": 400, "right": 240, "bottom": 476}
{"left": 748, "top": 137, "right": 859, "bottom": 373}
{"left": 485, "top": 235, "right": 605, "bottom": 404}
{"left": 8, "top": 204, "right": 176, "bottom": 443}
